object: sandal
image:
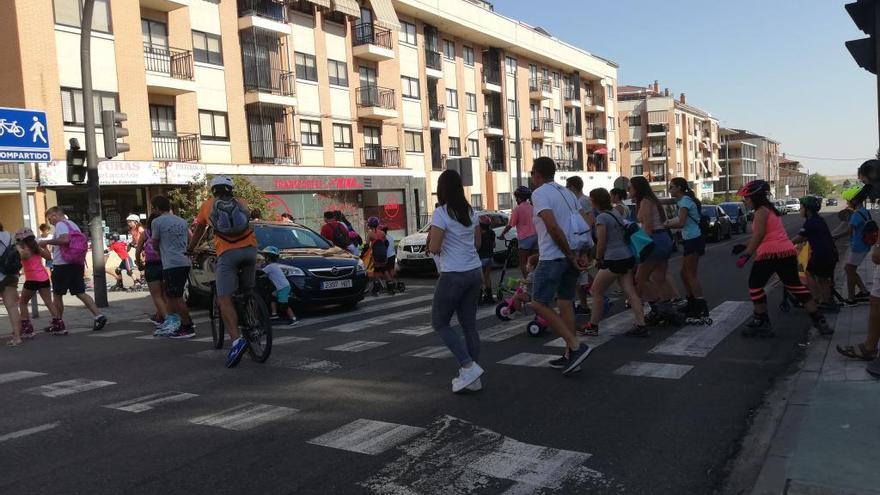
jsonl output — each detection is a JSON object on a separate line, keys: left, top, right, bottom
{"left": 836, "top": 343, "right": 878, "bottom": 361}
{"left": 625, "top": 325, "right": 651, "bottom": 338}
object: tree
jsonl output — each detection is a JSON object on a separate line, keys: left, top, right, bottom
{"left": 808, "top": 173, "right": 834, "bottom": 197}
{"left": 167, "top": 174, "right": 270, "bottom": 221}
{"left": 842, "top": 179, "right": 853, "bottom": 189}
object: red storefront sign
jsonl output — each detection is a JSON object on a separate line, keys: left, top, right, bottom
{"left": 273, "top": 177, "right": 365, "bottom": 190}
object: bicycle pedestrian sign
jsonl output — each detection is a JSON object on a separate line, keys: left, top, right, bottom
{"left": 0, "top": 107, "right": 50, "bottom": 163}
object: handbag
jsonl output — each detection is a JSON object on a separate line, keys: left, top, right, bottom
{"left": 606, "top": 210, "right": 654, "bottom": 262}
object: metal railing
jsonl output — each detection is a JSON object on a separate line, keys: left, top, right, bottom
{"left": 353, "top": 22, "right": 392, "bottom": 50}
{"left": 565, "top": 123, "right": 581, "bottom": 136}
{"left": 556, "top": 159, "right": 583, "bottom": 172}
{"left": 244, "top": 67, "right": 295, "bottom": 96}
{"left": 356, "top": 86, "right": 396, "bottom": 109}
{"left": 649, "top": 148, "right": 667, "bottom": 158}
{"left": 152, "top": 133, "right": 200, "bottom": 162}
{"left": 542, "top": 119, "right": 554, "bottom": 132}
{"left": 484, "top": 111, "right": 502, "bottom": 129}
{"left": 247, "top": 140, "right": 301, "bottom": 165}
{"left": 563, "top": 87, "right": 579, "bottom": 100}
{"left": 487, "top": 158, "right": 506, "bottom": 172}
{"left": 237, "top": 0, "right": 286, "bottom": 21}
{"left": 425, "top": 49, "right": 442, "bottom": 70}
{"left": 588, "top": 158, "right": 607, "bottom": 172}
{"left": 144, "top": 43, "right": 194, "bottom": 80}
{"left": 429, "top": 104, "right": 445, "bottom": 122}
{"left": 528, "top": 77, "right": 552, "bottom": 93}
{"left": 585, "top": 127, "right": 606, "bottom": 139}
{"left": 482, "top": 66, "right": 501, "bottom": 85}
{"left": 361, "top": 146, "right": 400, "bottom": 167}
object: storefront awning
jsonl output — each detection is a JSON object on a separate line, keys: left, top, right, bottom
{"left": 306, "top": 0, "right": 331, "bottom": 8}
{"left": 369, "top": 0, "right": 401, "bottom": 30}
{"left": 331, "top": 0, "right": 360, "bottom": 18}
{"left": 593, "top": 147, "right": 608, "bottom": 155}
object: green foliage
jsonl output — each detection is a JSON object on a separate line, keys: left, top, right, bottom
{"left": 842, "top": 179, "right": 852, "bottom": 190}
{"left": 808, "top": 173, "right": 835, "bottom": 197}
{"left": 166, "top": 174, "right": 270, "bottom": 221}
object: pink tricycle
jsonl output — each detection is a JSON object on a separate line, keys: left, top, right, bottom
{"left": 494, "top": 282, "right": 548, "bottom": 337}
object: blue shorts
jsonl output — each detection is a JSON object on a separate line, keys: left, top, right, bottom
{"left": 480, "top": 257, "right": 493, "bottom": 268}
{"left": 646, "top": 230, "right": 673, "bottom": 261}
{"left": 683, "top": 237, "right": 706, "bottom": 257}
{"left": 531, "top": 258, "right": 579, "bottom": 304}
{"left": 518, "top": 234, "right": 538, "bottom": 251}
{"left": 273, "top": 285, "right": 291, "bottom": 303}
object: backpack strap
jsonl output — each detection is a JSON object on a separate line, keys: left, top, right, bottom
{"left": 551, "top": 184, "right": 578, "bottom": 213}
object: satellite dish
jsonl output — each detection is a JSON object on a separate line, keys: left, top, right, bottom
{"left": 613, "top": 176, "right": 630, "bottom": 191}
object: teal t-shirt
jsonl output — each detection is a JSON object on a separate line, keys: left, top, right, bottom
{"left": 677, "top": 196, "right": 701, "bottom": 240}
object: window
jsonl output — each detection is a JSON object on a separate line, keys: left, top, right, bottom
{"left": 606, "top": 84, "right": 614, "bottom": 99}
{"left": 60, "top": 87, "right": 118, "bottom": 126}
{"left": 445, "top": 88, "right": 458, "bottom": 108}
{"left": 332, "top": 123, "right": 352, "bottom": 149}
{"left": 505, "top": 56, "right": 517, "bottom": 75}
{"left": 149, "top": 105, "right": 175, "bottom": 136}
{"left": 509, "top": 140, "right": 518, "bottom": 158}
{"left": 198, "top": 110, "right": 228, "bottom": 141}
{"left": 54, "top": 0, "right": 112, "bottom": 33}
{"left": 610, "top": 149, "right": 617, "bottom": 161}
{"left": 532, "top": 142, "right": 541, "bottom": 157}
{"left": 507, "top": 99, "right": 517, "bottom": 118}
{"left": 471, "top": 194, "right": 483, "bottom": 209}
{"left": 399, "top": 21, "right": 416, "bottom": 45}
{"left": 443, "top": 39, "right": 455, "bottom": 60}
{"left": 555, "top": 145, "right": 563, "bottom": 159}
{"left": 552, "top": 71, "right": 560, "bottom": 87}
{"left": 401, "top": 76, "right": 420, "bottom": 99}
{"left": 465, "top": 92, "right": 477, "bottom": 112}
{"left": 192, "top": 31, "right": 223, "bottom": 65}
{"left": 497, "top": 193, "right": 512, "bottom": 210}
{"left": 544, "top": 144, "right": 552, "bottom": 157}
{"left": 300, "top": 119, "right": 322, "bottom": 146}
{"left": 542, "top": 106, "right": 551, "bottom": 120}
{"left": 404, "top": 131, "right": 423, "bottom": 152}
{"left": 607, "top": 116, "right": 615, "bottom": 130}
{"left": 142, "top": 19, "right": 168, "bottom": 49}
{"left": 328, "top": 59, "right": 348, "bottom": 86}
{"left": 554, "top": 109, "right": 561, "bottom": 125}
{"left": 463, "top": 46, "right": 474, "bottom": 66}
{"left": 627, "top": 115, "right": 641, "bottom": 127}
{"left": 629, "top": 140, "right": 642, "bottom": 151}
{"left": 295, "top": 52, "right": 318, "bottom": 82}
{"left": 468, "top": 138, "right": 479, "bottom": 157}
{"left": 449, "top": 137, "right": 461, "bottom": 156}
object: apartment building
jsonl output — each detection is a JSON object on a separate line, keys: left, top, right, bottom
{"left": 716, "top": 128, "right": 759, "bottom": 200}
{"left": 716, "top": 129, "right": 780, "bottom": 200}
{"left": 0, "top": 0, "right": 618, "bottom": 234}
{"left": 617, "top": 82, "right": 720, "bottom": 198}
{"left": 778, "top": 154, "right": 808, "bottom": 199}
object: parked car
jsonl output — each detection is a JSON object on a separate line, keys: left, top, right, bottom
{"left": 187, "top": 221, "right": 368, "bottom": 309}
{"left": 784, "top": 197, "right": 800, "bottom": 214}
{"left": 702, "top": 205, "right": 733, "bottom": 242}
{"left": 396, "top": 210, "right": 516, "bottom": 274}
{"left": 826, "top": 198, "right": 838, "bottom": 207}
{"left": 719, "top": 202, "right": 748, "bottom": 234}
{"left": 774, "top": 200, "right": 788, "bottom": 214}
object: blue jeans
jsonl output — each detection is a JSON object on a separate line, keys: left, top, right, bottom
{"left": 431, "top": 268, "right": 482, "bottom": 366}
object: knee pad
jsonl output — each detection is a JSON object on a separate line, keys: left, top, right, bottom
{"left": 749, "top": 287, "right": 767, "bottom": 304}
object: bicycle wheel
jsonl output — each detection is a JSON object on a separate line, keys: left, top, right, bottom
{"left": 242, "top": 293, "right": 273, "bottom": 363}
{"left": 210, "top": 287, "right": 225, "bottom": 349}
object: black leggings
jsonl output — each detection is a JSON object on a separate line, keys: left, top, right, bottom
{"left": 748, "top": 256, "right": 813, "bottom": 306}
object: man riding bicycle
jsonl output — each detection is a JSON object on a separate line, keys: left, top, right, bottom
{"left": 188, "top": 176, "right": 258, "bottom": 368}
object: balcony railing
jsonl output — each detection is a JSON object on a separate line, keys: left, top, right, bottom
{"left": 244, "top": 68, "right": 295, "bottom": 96}
{"left": 248, "top": 140, "right": 301, "bottom": 165}
{"left": 484, "top": 111, "right": 502, "bottom": 129}
{"left": 237, "top": 0, "right": 286, "bottom": 21}
{"left": 361, "top": 146, "right": 400, "bottom": 167}
{"left": 565, "top": 124, "right": 581, "bottom": 136}
{"left": 585, "top": 127, "right": 606, "bottom": 139}
{"left": 649, "top": 148, "right": 667, "bottom": 158}
{"left": 425, "top": 49, "right": 442, "bottom": 70}
{"left": 356, "top": 85, "right": 396, "bottom": 109}
{"left": 144, "top": 43, "right": 194, "bottom": 80}
{"left": 556, "top": 159, "right": 583, "bottom": 172}
{"left": 563, "top": 87, "right": 579, "bottom": 100}
{"left": 152, "top": 133, "right": 200, "bottom": 162}
{"left": 528, "top": 77, "right": 552, "bottom": 93}
{"left": 353, "top": 22, "right": 392, "bottom": 50}
{"left": 482, "top": 66, "right": 501, "bottom": 85}
{"left": 588, "top": 157, "right": 607, "bottom": 172}
{"left": 647, "top": 123, "right": 667, "bottom": 134}
{"left": 542, "top": 119, "right": 554, "bottom": 132}
{"left": 487, "top": 157, "right": 506, "bottom": 172}
{"left": 429, "top": 104, "right": 445, "bottom": 122}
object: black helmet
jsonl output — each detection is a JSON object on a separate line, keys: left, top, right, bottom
{"left": 514, "top": 185, "right": 531, "bottom": 200}
{"left": 737, "top": 180, "right": 771, "bottom": 198}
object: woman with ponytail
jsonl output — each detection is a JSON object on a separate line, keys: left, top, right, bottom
{"left": 664, "top": 177, "right": 710, "bottom": 323}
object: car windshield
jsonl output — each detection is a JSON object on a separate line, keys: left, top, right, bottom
{"left": 701, "top": 206, "right": 717, "bottom": 217}
{"left": 786, "top": 199, "right": 799, "bottom": 205}
{"left": 253, "top": 224, "right": 331, "bottom": 250}
{"left": 720, "top": 204, "right": 739, "bottom": 216}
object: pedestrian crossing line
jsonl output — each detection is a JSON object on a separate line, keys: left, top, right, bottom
{"left": 497, "top": 353, "right": 558, "bottom": 368}
{"left": 480, "top": 323, "right": 524, "bottom": 343}
{"left": 390, "top": 326, "right": 434, "bottom": 336}
{"left": 308, "top": 418, "right": 424, "bottom": 455}
{"left": 189, "top": 402, "right": 298, "bottom": 431}
{"left": 0, "top": 371, "right": 47, "bottom": 385}
{"left": 24, "top": 378, "right": 116, "bottom": 398}
{"left": 189, "top": 336, "right": 214, "bottom": 343}
{"left": 405, "top": 346, "right": 454, "bottom": 359}
{"left": 544, "top": 309, "right": 636, "bottom": 349}
{"left": 103, "top": 391, "right": 198, "bottom": 413}
{"left": 88, "top": 330, "right": 142, "bottom": 338}
{"left": 133, "top": 310, "right": 208, "bottom": 324}
{"left": 191, "top": 349, "right": 342, "bottom": 373}
{"left": 0, "top": 422, "right": 60, "bottom": 443}
{"left": 300, "top": 294, "right": 435, "bottom": 328}
{"left": 613, "top": 361, "right": 693, "bottom": 380}
{"left": 325, "top": 306, "right": 431, "bottom": 333}
{"left": 649, "top": 301, "right": 752, "bottom": 358}
{"left": 273, "top": 336, "right": 314, "bottom": 345}
{"left": 326, "top": 340, "right": 389, "bottom": 352}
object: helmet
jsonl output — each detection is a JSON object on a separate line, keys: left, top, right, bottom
{"left": 478, "top": 214, "right": 491, "bottom": 225}
{"left": 842, "top": 185, "right": 864, "bottom": 202}
{"left": 260, "top": 246, "right": 280, "bottom": 257}
{"left": 799, "top": 196, "right": 821, "bottom": 213}
{"left": 367, "top": 216, "right": 380, "bottom": 228}
{"left": 210, "top": 176, "right": 234, "bottom": 190}
{"left": 514, "top": 186, "right": 531, "bottom": 200}
{"left": 109, "top": 233, "right": 120, "bottom": 241}
{"left": 126, "top": 214, "right": 140, "bottom": 222}
{"left": 737, "top": 180, "right": 771, "bottom": 198}
{"left": 14, "top": 228, "right": 34, "bottom": 241}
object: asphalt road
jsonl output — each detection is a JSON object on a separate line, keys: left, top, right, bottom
{"left": 0, "top": 212, "right": 844, "bottom": 495}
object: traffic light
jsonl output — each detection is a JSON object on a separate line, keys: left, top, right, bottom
{"left": 66, "top": 138, "right": 87, "bottom": 184}
{"left": 846, "top": 0, "right": 880, "bottom": 74}
{"left": 101, "top": 110, "right": 130, "bottom": 158}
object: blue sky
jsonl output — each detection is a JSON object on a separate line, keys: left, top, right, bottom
{"left": 497, "top": 0, "right": 876, "bottom": 176}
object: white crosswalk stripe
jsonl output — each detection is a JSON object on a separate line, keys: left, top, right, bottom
{"left": 24, "top": 378, "right": 116, "bottom": 398}
{"left": 0, "top": 422, "right": 60, "bottom": 443}
{"left": 303, "top": 294, "right": 435, "bottom": 329}
{"left": 326, "top": 340, "right": 389, "bottom": 352}
{"left": 497, "top": 353, "right": 557, "bottom": 367}
{"left": 405, "top": 346, "right": 454, "bottom": 359}
{"left": 190, "top": 403, "right": 298, "bottom": 431}
{"left": 613, "top": 361, "right": 694, "bottom": 380}
{"left": 273, "top": 336, "right": 313, "bottom": 345}
{"left": 650, "top": 301, "right": 751, "bottom": 357}
{"left": 544, "top": 309, "right": 635, "bottom": 349}
{"left": 325, "top": 306, "right": 431, "bottom": 333}
{"left": 308, "top": 419, "right": 424, "bottom": 455}
{"left": 480, "top": 323, "right": 523, "bottom": 342}
{"left": 0, "top": 371, "right": 47, "bottom": 385}
{"left": 104, "top": 392, "right": 198, "bottom": 413}
{"left": 88, "top": 330, "right": 142, "bottom": 338}
{"left": 389, "top": 326, "right": 434, "bottom": 336}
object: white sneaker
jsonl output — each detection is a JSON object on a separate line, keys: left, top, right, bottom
{"left": 451, "top": 363, "right": 484, "bottom": 393}
{"left": 465, "top": 378, "right": 482, "bottom": 391}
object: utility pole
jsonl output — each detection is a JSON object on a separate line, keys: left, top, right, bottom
{"left": 80, "top": 0, "right": 108, "bottom": 307}
{"left": 513, "top": 63, "right": 522, "bottom": 188}
{"left": 725, "top": 133, "right": 731, "bottom": 202}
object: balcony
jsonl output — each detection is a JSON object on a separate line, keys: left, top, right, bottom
{"left": 152, "top": 133, "right": 200, "bottom": 162}
{"left": 484, "top": 111, "right": 503, "bottom": 136}
{"left": 529, "top": 77, "right": 553, "bottom": 100}
{"left": 646, "top": 123, "right": 667, "bottom": 137}
{"left": 584, "top": 127, "right": 606, "bottom": 144}
{"left": 564, "top": 123, "right": 582, "bottom": 142}
{"left": 248, "top": 138, "right": 301, "bottom": 165}
{"left": 356, "top": 86, "right": 397, "bottom": 120}
{"left": 243, "top": 68, "right": 297, "bottom": 107}
{"left": 140, "top": 0, "right": 188, "bottom": 11}
{"left": 143, "top": 43, "right": 196, "bottom": 95}
{"left": 352, "top": 23, "right": 394, "bottom": 61}
{"left": 583, "top": 95, "right": 605, "bottom": 113}
{"left": 531, "top": 118, "right": 554, "bottom": 141}
{"left": 487, "top": 157, "right": 505, "bottom": 172}
{"left": 588, "top": 157, "right": 607, "bottom": 172}
{"left": 556, "top": 159, "right": 583, "bottom": 172}
{"left": 481, "top": 67, "right": 501, "bottom": 93}
{"left": 361, "top": 146, "right": 401, "bottom": 167}
{"left": 424, "top": 49, "right": 443, "bottom": 79}
{"left": 648, "top": 149, "right": 668, "bottom": 162}
{"left": 648, "top": 167, "right": 667, "bottom": 184}
{"left": 237, "top": 0, "right": 291, "bottom": 36}
{"left": 563, "top": 87, "right": 580, "bottom": 107}
{"left": 429, "top": 104, "right": 446, "bottom": 129}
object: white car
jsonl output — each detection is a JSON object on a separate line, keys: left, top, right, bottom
{"left": 396, "top": 210, "right": 516, "bottom": 274}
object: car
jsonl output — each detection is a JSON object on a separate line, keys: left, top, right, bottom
{"left": 774, "top": 200, "right": 787, "bottom": 214}
{"left": 784, "top": 198, "right": 800, "bottom": 214}
{"left": 702, "top": 205, "right": 733, "bottom": 242}
{"left": 396, "top": 210, "right": 516, "bottom": 274}
{"left": 826, "top": 198, "right": 838, "bottom": 207}
{"left": 719, "top": 202, "right": 748, "bottom": 234}
{"left": 187, "top": 221, "right": 368, "bottom": 309}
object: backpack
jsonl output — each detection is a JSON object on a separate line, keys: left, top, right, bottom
{"left": 0, "top": 233, "right": 22, "bottom": 276}
{"left": 209, "top": 196, "right": 251, "bottom": 242}
{"left": 857, "top": 210, "right": 879, "bottom": 246}
{"left": 686, "top": 202, "right": 711, "bottom": 237}
{"left": 371, "top": 236, "right": 389, "bottom": 266}
{"left": 59, "top": 220, "right": 88, "bottom": 264}
{"left": 552, "top": 185, "right": 594, "bottom": 250}
{"left": 606, "top": 211, "right": 654, "bottom": 262}
{"left": 329, "top": 222, "right": 350, "bottom": 249}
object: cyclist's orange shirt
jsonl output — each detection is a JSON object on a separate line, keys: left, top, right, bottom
{"left": 195, "top": 198, "right": 257, "bottom": 256}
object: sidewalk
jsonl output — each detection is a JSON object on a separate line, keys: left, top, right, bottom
{"left": 750, "top": 258, "right": 880, "bottom": 495}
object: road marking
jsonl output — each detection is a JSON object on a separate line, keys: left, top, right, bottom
{"left": 0, "top": 422, "right": 60, "bottom": 443}
{"left": 189, "top": 336, "right": 214, "bottom": 343}
{"left": 405, "top": 346, "right": 454, "bottom": 359}
{"left": 24, "top": 378, "right": 116, "bottom": 398}
{"left": 194, "top": 350, "right": 343, "bottom": 373}
{"left": 88, "top": 330, "right": 142, "bottom": 338}
{"left": 480, "top": 322, "right": 523, "bottom": 342}
{"left": 326, "top": 340, "right": 389, "bottom": 352}
{"left": 544, "top": 308, "right": 636, "bottom": 349}
{"left": 327, "top": 304, "right": 496, "bottom": 334}
{"left": 302, "top": 294, "right": 436, "bottom": 328}
{"left": 613, "top": 361, "right": 694, "bottom": 380}
{"left": 649, "top": 301, "right": 752, "bottom": 357}
{"left": 273, "top": 336, "right": 313, "bottom": 345}
{"left": 308, "top": 419, "right": 424, "bottom": 455}
{"left": 497, "top": 352, "right": 557, "bottom": 367}
{"left": 104, "top": 391, "right": 198, "bottom": 413}
{"left": 0, "top": 371, "right": 47, "bottom": 385}
{"left": 390, "top": 326, "right": 435, "bottom": 336}
{"left": 190, "top": 403, "right": 298, "bottom": 431}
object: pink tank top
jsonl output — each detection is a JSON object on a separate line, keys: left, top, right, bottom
{"left": 756, "top": 208, "right": 797, "bottom": 261}
{"left": 22, "top": 254, "right": 49, "bottom": 282}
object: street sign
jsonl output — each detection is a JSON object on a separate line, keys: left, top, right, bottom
{"left": 0, "top": 107, "right": 50, "bottom": 163}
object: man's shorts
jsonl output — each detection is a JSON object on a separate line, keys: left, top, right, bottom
{"left": 273, "top": 285, "right": 291, "bottom": 304}
{"left": 215, "top": 246, "right": 258, "bottom": 297}
{"left": 531, "top": 258, "right": 579, "bottom": 304}
{"left": 51, "top": 264, "right": 86, "bottom": 296}
{"left": 144, "top": 261, "right": 163, "bottom": 284}
{"left": 846, "top": 249, "right": 868, "bottom": 267}
{"left": 116, "top": 257, "right": 133, "bottom": 274}
{"left": 683, "top": 237, "right": 706, "bottom": 257}
{"left": 806, "top": 257, "right": 835, "bottom": 279}
{"left": 518, "top": 234, "right": 538, "bottom": 251}
{"left": 162, "top": 266, "right": 190, "bottom": 298}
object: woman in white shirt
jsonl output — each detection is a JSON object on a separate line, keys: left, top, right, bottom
{"left": 426, "top": 170, "right": 484, "bottom": 393}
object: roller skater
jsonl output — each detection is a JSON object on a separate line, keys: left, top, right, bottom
{"left": 684, "top": 297, "right": 712, "bottom": 325}
{"left": 645, "top": 299, "right": 686, "bottom": 327}
{"left": 664, "top": 177, "right": 712, "bottom": 325}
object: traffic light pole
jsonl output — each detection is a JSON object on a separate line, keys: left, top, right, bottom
{"left": 875, "top": 3, "right": 880, "bottom": 149}
{"left": 80, "top": 0, "right": 108, "bottom": 307}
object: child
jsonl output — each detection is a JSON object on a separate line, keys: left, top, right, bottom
{"left": 38, "top": 223, "right": 53, "bottom": 270}
{"left": 512, "top": 254, "right": 539, "bottom": 309}
{"left": 260, "top": 246, "right": 298, "bottom": 326}
{"left": 381, "top": 225, "right": 398, "bottom": 293}
{"left": 15, "top": 228, "right": 59, "bottom": 340}
{"left": 108, "top": 233, "right": 133, "bottom": 290}
{"left": 478, "top": 215, "right": 496, "bottom": 304}
{"left": 791, "top": 196, "right": 837, "bottom": 310}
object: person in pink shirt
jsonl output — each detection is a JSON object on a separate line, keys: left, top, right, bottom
{"left": 500, "top": 186, "right": 538, "bottom": 276}
{"left": 15, "top": 228, "right": 59, "bottom": 342}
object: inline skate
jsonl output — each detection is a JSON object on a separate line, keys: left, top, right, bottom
{"left": 741, "top": 312, "right": 773, "bottom": 338}
{"left": 645, "top": 300, "right": 686, "bottom": 327}
{"left": 684, "top": 298, "right": 713, "bottom": 325}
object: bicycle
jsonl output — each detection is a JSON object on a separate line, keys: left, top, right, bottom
{"left": 209, "top": 281, "right": 273, "bottom": 363}
{"left": 0, "top": 119, "right": 25, "bottom": 138}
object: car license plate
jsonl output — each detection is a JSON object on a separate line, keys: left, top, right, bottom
{"left": 321, "top": 279, "right": 353, "bottom": 290}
